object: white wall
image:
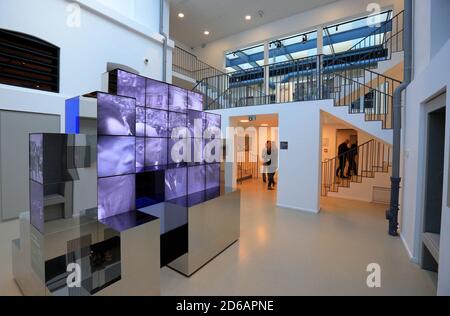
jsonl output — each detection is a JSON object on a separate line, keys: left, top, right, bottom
{"left": 94, "top": 0, "right": 161, "bottom": 32}
{"left": 430, "top": 0, "right": 450, "bottom": 62}
{"left": 208, "top": 100, "right": 331, "bottom": 214}
{"left": 0, "top": 0, "right": 172, "bottom": 128}
{"left": 412, "top": 0, "right": 450, "bottom": 79}
{"left": 412, "top": 0, "right": 431, "bottom": 77}
{"left": 192, "top": 0, "right": 403, "bottom": 70}
{"left": 400, "top": 37, "right": 450, "bottom": 295}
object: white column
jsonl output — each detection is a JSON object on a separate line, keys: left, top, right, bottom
{"left": 264, "top": 41, "right": 270, "bottom": 98}
{"left": 317, "top": 26, "right": 324, "bottom": 55}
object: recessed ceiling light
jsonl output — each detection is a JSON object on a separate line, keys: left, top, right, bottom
{"left": 204, "top": 30, "right": 210, "bottom": 35}
{"left": 245, "top": 15, "right": 252, "bottom": 20}
{"left": 178, "top": 12, "right": 185, "bottom": 18}
{"left": 261, "top": 123, "right": 269, "bottom": 127}
{"left": 240, "top": 120, "right": 249, "bottom": 123}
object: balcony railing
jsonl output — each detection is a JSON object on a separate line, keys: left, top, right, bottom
{"left": 172, "top": 46, "right": 225, "bottom": 82}
{"left": 200, "top": 53, "right": 401, "bottom": 129}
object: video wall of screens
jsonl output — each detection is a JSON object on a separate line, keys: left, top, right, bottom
{"left": 97, "top": 69, "right": 222, "bottom": 221}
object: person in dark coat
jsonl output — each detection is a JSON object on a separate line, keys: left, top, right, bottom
{"left": 336, "top": 139, "right": 350, "bottom": 178}
{"left": 347, "top": 142, "right": 358, "bottom": 177}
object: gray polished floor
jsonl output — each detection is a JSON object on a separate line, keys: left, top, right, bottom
{"left": 0, "top": 179, "right": 436, "bottom": 296}
{"left": 160, "top": 179, "right": 436, "bottom": 296}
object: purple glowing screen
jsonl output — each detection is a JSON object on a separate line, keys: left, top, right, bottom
{"left": 117, "top": 70, "right": 146, "bottom": 107}
{"left": 168, "top": 138, "right": 189, "bottom": 165}
{"left": 207, "top": 113, "right": 221, "bottom": 128}
{"left": 146, "top": 79, "right": 168, "bottom": 110}
{"left": 30, "top": 180, "right": 44, "bottom": 233}
{"left": 136, "top": 138, "right": 145, "bottom": 173}
{"left": 97, "top": 93, "right": 136, "bottom": 136}
{"left": 98, "top": 174, "right": 136, "bottom": 220}
{"left": 30, "top": 134, "right": 43, "bottom": 184}
{"left": 169, "top": 85, "right": 187, "bottom": 113}
{"left": 206, "top": 163, "right": 221, "bottom": 190}
{"left": 145, "top": 138, "right": 168, "bottom": 167}
{"left": 146, "top": 109, "right": 168, "bottom": 137}
{"left": 188, "top": 91, "right": 203, "bottom": 111}
{"left": 169, "top": 112, "right": 187, "bottom": 138}
{"left": 188, "top": 110, "right": 205, "bottom": 138}
{"left": 188, "top": 165, "right": 206, "bottom": 195}
{"left": 136, "top": 107, "right": 146, "bottom": 137}
{"left": 165, "top": 167, "right": 187, "bottom": 201}
{"left": 191, "top": 138, "right": 204, "bottom": 164}
{"left": 98, "top": 136, "right": 135, "bottom": 178}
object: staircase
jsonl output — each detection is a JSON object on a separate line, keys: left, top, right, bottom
{"left": 321, "top": 139, "right": 392, "bottom": 196}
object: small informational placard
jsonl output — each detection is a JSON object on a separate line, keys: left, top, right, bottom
{"left": 280, "top": 141, "right": 288, "bottom": 150}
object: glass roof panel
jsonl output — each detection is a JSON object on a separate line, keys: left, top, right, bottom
{"left": 270, "top": 55, "right": 288, "bottom": 64}
{"left": 242, "top": 45, "right": 264, "bottom": 55}
{"left": 238, "top": 63, "right": 254, "bottom": 70}
{"left": 326, "top": 11, "right": 391, "bottom": 36}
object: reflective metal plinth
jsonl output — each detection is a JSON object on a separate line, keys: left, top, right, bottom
{"left": 12, "top": 211, "right": 160, "bottom": 296}
{"left": 168, "top": 189, "right": 240, "bottom": 276}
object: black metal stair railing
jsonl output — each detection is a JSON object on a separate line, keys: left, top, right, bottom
{"left": 321, "top": 139, "right": 392, "bottom": 197}
{"left": 200, "top": 54, "right": 400, "bottom": 129}
{"left": 342, "top": 10, "right": 405, "bottom": 68}
{"left": 237, "top": 152, "right": 259, "bottom": 184}
{"left": 322, "top": 64, "right": 402, "bottom": 129}
{"left": 172, "top": 46, "right": 225, "bottom": 82}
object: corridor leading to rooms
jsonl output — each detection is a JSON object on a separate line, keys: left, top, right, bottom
{"left": 159, "top": 178, "right": 436, "bottom": 296}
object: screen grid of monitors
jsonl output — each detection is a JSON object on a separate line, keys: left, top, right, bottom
{"left": 97, "top": 69, "right": 222, "bottom": 220}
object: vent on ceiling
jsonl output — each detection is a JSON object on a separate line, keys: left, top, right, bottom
{"left": 0, "top": 29, "right": 60, "bottom": 93}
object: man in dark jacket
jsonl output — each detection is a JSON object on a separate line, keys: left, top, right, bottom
{"left": 347, "top": 143, "right": 358, "bottom": 177}
{"left": 336, "top": 139, "right": 350, "bottom": 178}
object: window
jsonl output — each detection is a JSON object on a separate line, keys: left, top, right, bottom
{"left": 224, "top": 10, "right": 393, "bottom": 73}
{"left": 225, "top": 29, "right": 317, "bottom": 72}
{"left": 225, "top": 43, "right": 264, "bottom": 72}
{"left": 323, "top": 11, "right": 392, "bottom": 55}
{"left": 0, "top": 29, "right": 60, "bottom": 93}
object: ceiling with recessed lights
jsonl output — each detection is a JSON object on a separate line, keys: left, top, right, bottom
{"left": 170, "top": 0, "right": 339, "bottom": 48}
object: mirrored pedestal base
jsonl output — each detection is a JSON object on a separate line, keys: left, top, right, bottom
{"left": 12, "top": 211, "right": 160, "bottom": 296}
{"left": 168, "top": 189, "right": 241, "bottom": 277}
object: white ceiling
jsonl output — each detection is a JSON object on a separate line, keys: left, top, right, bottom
{"left": 170, "top": 0, "right": 339, "bottom": 48}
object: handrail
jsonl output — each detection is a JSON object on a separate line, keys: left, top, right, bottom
{"left": 321, "top": 139, "right": 392, "bottom": 196}
{"left": 323, "top": 139, "right": 373, "bottom": 163}
{"left": 173, "top": 45, "right": 225, "bottom": 82}
{"left": 337, "top": 11, "right": 404, "bottom": 69}
{"left": 348, "top": 10, "right": 403, "bottom": 52}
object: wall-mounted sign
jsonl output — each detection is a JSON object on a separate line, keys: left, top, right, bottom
{"left": 280, "top": 141, "right": 288, "bottom": 150}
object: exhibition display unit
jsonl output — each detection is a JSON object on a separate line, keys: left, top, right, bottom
{"left": 12, "top": 69, "right": 240, "bottom": 296}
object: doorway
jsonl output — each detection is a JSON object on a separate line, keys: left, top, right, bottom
{"left": 229, "top": 114, "right": 279, "bottom": 192}
{"left": 421, "top": 94, "right": 446, "bottom": 280}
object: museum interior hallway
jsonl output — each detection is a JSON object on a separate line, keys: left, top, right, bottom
{"left": 0, "top": 178, "right": 437, "bottom": 296}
